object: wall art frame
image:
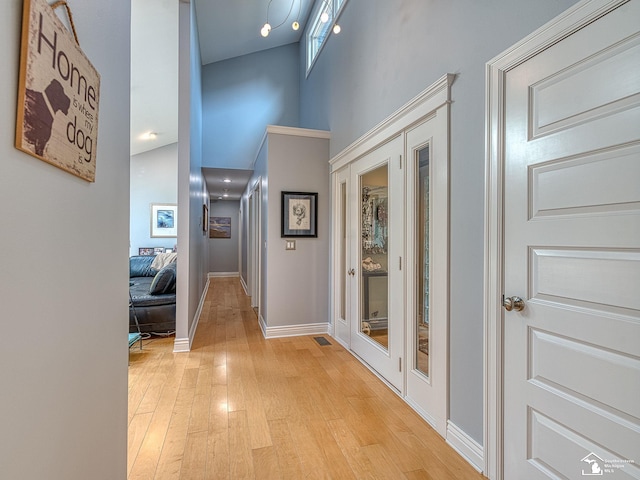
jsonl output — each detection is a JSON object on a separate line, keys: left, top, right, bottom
{"left": 281, "top": 191, "right": 318, "bottom": 238}
{"left": 150, "top": 203, "right": 177, "bottom": 238}
{"left": 209, "top": 216, "right": 231, "bottom": 239}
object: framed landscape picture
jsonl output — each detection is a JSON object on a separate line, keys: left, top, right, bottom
{"left": 209, "top": 217, "right": 231, "bottom": 238}
{"left": 151, "top": 203, "right": 177, "bottom": 238}
{"left": 281, "top": 191, "right": 317, "bottom": 238}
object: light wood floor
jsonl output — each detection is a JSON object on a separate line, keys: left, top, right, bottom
{"left": 128, "top": 277, "right": 484, "bottom": 479}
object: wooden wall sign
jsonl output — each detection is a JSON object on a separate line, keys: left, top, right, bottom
{"left": 15, "top": 0, "right": 101, "bottom": 182}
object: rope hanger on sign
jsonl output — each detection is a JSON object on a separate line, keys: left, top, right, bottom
{"left": 50, "top": 0, "right": 79, "bottom": 45}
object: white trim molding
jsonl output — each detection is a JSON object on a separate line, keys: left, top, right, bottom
{"left": 446, "top": 421, "right": 484, "bottom": 474}
{"left": 261, "top": 322, "right": 330, "bottom": 339}
{"left": 208, "top": 271, "right": 239, "bottom": 278}
{"left": 240, "top": 275, "right": 249, "bottom": 296}
{"left": 330, "top": 74, "right": 455, "bottom": 173}
{"left": 252, "top": 125, "right": 330, "bottom": 169}
{"left": 483, "top": 1, "right": 628, "bottom": 478}
{"left": 173, "top": 276, "right": 210, "bottom": 353}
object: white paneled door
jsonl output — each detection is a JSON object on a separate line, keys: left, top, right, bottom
{"left": 500, "top": 1, "right": 640, "bottom": 478}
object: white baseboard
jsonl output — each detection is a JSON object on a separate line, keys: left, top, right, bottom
{"left": 208, "top": 271, "right": 239, "bottom": 278}
{"left": 173, "top": 276, "right": 210, "bottom": 353}
{"left": 258, "top": 314, "right": 267, "bottom": 337}
{"left": 240, "top": 276, "right": 248, "bottom": 296}
{"left": 261, "top": 321, "right": 330, "bottom": 339}
{"left": 446, "top": 420, "right": 484, "bottom": 473}
{"left": 173, "top": 337, "right": 190, "bottom": 353}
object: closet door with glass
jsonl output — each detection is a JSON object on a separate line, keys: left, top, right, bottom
{"left": 404, "top": 114, "right": 449, "bottom": 436}
{"left": 349, "top": 135, "right": 404, "bottom": 390}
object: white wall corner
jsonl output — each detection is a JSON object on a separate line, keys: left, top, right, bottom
{"left": 446, "top": 421, "right": 485, "bottom": 474}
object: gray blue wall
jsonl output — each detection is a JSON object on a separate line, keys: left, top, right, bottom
{"left": 175, "top": 0, "right": 208, "bottom": 342}
{"left": 201, "top": 44, "right": 300, "bottom": 169}
{"left": 208, "top": 200, "right": 240, "bottom": 273}
{"left": 0, "top": 0, "right": 130, "bottom": 477}
{"left": 299, "top": 0, "right": 580, "bottom": 444}
{"left": 130, "top": 143, "right": 178, "bottom": 256}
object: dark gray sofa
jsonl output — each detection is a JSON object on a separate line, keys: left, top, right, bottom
{"left": 129, "top": 255, "right": 176, "bottom": 334}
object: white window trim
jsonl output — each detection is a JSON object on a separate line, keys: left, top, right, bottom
{"left": 305, "top": 0, "right": 348, "bottom": 76}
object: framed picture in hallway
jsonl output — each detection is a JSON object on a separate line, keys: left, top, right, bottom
{"left": 210, "top": 217, "right": 231, "bottom": 238}
{"left": 150, "top": 203, "right": 177, "bottom": 238}
{"left": 281, "top": 191, "right": 317, "bottom": 238}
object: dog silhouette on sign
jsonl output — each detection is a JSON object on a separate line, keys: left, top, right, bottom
{"left": 22, "top": 79, "right": 71, "bottom": 156}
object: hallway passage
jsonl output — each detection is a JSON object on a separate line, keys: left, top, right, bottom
{"left": 128, "top": 277, "right": 484, "bottom": 479}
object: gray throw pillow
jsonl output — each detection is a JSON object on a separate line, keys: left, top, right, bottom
{"left": 149, "top": 262, "right": 176, "bottom": 295}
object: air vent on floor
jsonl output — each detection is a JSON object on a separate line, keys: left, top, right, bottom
{"left": 313, "top": 336, "right": 331, "bottom": 346}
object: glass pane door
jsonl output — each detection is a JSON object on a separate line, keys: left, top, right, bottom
{"left": 415, "top": 146, "right": 429, "bottom": 376}
{"left": 360, "top": 164, "right": 389, "bottom": 349}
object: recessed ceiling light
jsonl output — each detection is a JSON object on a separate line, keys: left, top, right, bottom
{"left": 223, "top": 178, "right": 231, "bottom": 183}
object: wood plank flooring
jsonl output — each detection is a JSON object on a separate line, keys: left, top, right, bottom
{"left": 128, "top": 277, "right": 484, "bottom": 479}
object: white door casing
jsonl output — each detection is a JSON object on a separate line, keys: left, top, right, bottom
{"left": 485, "top": 1, "right": 640, "bottom": 478}
{"left": 332, "top": 165, "right": 351, "bottom": 345}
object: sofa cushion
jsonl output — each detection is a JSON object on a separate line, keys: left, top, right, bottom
{"left": 130, "top": 255, "right": 157, "bottom": 277}
{"left": 149, "top": 262, "right": 177, "bottom": 295}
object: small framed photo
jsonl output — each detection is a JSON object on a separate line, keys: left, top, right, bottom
{"left": 203, "top": 204, "right": 209, "bottom": 234}
{"left": 139, "top": 247, "right": 154, "bottom": 256}
{"left": 281, "top": 191, "right": 317, "bottom": 238}
{"left": 151, "top": 203, "right": 177, "bottom": 238}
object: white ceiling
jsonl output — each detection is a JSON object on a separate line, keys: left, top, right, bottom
{"left": 130, "top": 0, "right": 315, "bottom": 197}
{"left": 130, "top": 0, "right": 179, "bottom": 157}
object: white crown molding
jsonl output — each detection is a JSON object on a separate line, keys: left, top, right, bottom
{"left": 329, "top": 73, "right": 455, "bottom": 172}
{"left": 266, "top": 125, "right": 331, "bottom": 139}
{"left": 251, "top": 125, "right": 331, "bottom": 169}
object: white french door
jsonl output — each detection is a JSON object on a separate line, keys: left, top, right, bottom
{"left": 404, "top": 113, "right": 449, "bottom": 436}
{"left": 490, "top": 1, "right": 640, "bottom": 478}
{"left": 331, "top": 75, "right": 452, "bottom": 437}
{"left": 348, "top": 135, "right": 404, "bottom": 390}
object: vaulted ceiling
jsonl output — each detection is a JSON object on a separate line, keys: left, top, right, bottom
{"left": 130, "top": 0, "right": 315, "bottom": 200}
{"left": 130, "top": 0, "right": 313, "bottom": 157}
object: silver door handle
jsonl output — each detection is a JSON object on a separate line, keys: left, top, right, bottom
{"left": 503, "top": 296, "right": 525, "bottom": 312}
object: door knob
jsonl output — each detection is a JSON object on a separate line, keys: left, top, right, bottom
{"left": 348, "top": 268, "right": 355, "bottom": 276}
{"left": 503, "top": 296, "right": 525, "bottom": 312}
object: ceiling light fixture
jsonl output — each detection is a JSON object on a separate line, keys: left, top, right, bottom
{"left": 260, "top": 0, "right": 297, "bottom": 37}
{"left": 140, "top": 131, "right": 158, "bottom": 140}
{"left": 223, "top": 178, "right": 231, "bottom": 183}
{"left": 292, "top": 0, "right": 301, "bottom": 30}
